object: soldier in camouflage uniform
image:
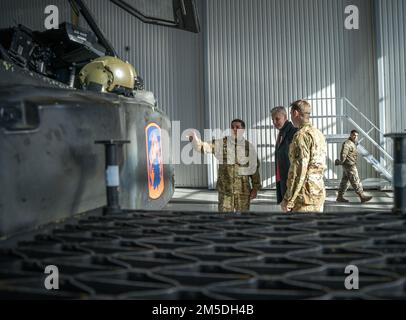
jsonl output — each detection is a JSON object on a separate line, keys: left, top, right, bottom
{"left": 335, "top": 130, "right": 373, "bottom": 203}
{"left": 281, "top": 100, "right": 327, "bottom": 213}
{"left": 189, "top": 119, "right": 262, "bottom": 213}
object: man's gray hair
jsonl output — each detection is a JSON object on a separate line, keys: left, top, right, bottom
{"left": 271, "top": 106, "right": 287, "bottom": 117}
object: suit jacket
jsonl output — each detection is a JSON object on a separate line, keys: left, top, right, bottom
{"left": 275, "top": 121, "right": 298, "bottom": 203}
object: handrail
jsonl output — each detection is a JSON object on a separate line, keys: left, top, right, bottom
{"left": 310, "top": 115, "right": 347, "bottom": 119}
{"left": 306, "top": 96, "right": 391, "bottom": 149}
{"left": 307, "top": 97, "right": 384, "bottom": 136}
{"left": 311, "top": 115, "right": 393, "bottom": 161}
{"left": 300, "top": 97, "right": 394, "bottom": 178}
{"left": 343, "top": 97, "right": 384, "bottom": 136}
{"left": 347, "top": 117, "right": 393, "bottom": 161}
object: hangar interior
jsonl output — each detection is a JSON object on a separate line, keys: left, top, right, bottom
{"left": 0, "top": 0, "right": 404, "bottom": 199}
{"left": 0, "top": 0, "right": 405, "bottom": 300}
{"left": 81, "top": 0, "right": 404, "bottom": 212}
{"left": 91, "top": 0, "right": 403, "bottom": 191}
{"left": 85, "top": 0, "right": 405, "bottom": 192}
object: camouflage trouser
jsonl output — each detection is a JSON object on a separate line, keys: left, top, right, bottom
{"left": 338, "top": 164, "right": 363, "bottom": 195}
{"left": 291, "top": 193, "right": 325, "bottom": 213}
{"left": 292, "top": 203, "right": 325, "bottom": 213}
{"left": 218, "top": 193, "right": 251, "bottom": 213}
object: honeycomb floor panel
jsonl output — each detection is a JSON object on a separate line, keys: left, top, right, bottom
{"left": 0, "top": 211, "right": 405, "bottom": 300}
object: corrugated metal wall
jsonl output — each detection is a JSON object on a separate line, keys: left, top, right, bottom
{"left": 204, "top": 0, "right": 379, "bottom": 189}
{"left": 375, "top": 0, "right": 406, "bottom": 156}
{"left": 2, "top": 0, "right": 401, "bottom": 190}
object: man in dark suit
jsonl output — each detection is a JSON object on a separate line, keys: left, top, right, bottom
{"left": 271, "top": 106, "right": 298, "bottom": 204}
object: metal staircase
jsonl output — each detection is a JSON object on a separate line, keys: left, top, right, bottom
{"left": 357, "top": 144, "right": 392, "bottom": 182}
{"left": 308, "top": 98, "right": 393, "bottom": 190}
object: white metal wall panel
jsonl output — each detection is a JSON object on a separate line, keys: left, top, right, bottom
{"left": 204, "top": 0, "right": 379, "bottom": 189}
{"left": 375, "top": 0, "right": 406, "bottom": 156}
{"left": 1, "top": 0, "right": 394, "bottom": 190}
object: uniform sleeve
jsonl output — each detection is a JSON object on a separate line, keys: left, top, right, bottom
{"left": 192, "top": 136, "right": 216, "bottom": 154}
{"left": 340, "top": 141, "right": 350, "bottom": 164}
{"left": 283, "top": 134, "right": 311, "bottom": 209}
{"left": 250, "top": 158, "right": 262, "bottom": 191}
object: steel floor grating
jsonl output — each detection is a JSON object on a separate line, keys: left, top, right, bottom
{"left": 1, "top": 211, "right": 406, "bottom": 299}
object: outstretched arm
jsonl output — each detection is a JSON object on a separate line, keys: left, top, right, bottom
{"left": 188, "top": 131, "right": 215, "bottom": 154}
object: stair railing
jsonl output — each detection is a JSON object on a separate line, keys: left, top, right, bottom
{"left": 306, "top": 97, "right": 393, "bottom": 184}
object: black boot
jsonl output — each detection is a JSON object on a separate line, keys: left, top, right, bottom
{"left": 357, "top": 192, "right": 373, "bottom": 203}
{"left": 336, "top": 194, "right": 349, "bottom": 203}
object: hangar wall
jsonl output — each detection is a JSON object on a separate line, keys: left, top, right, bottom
{"left": 203, "top": 0, "right": 380, "bottom": 189}
{"left": 2, "top": 0, "right": 403, "bottom": 189}
{"left": 375, "top": 0, "right": 406, "bottom": 155}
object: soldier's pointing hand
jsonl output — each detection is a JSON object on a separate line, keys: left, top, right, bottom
{"left": 187, "top": 130, "right": 198, "bottom": 142}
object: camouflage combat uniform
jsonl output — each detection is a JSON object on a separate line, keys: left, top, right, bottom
{"left": 193, "top": 136, "right": 261, "bottom": 212}
{"left": 337, "top": 139, "right": 363, "bottom": 196}
{"left": 282, "top": 123, "right": 327, "bottom": 213}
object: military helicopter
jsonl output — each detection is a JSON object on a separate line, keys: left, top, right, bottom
{"left": 0, "top": 0, "right": 200, "bottom": 237}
